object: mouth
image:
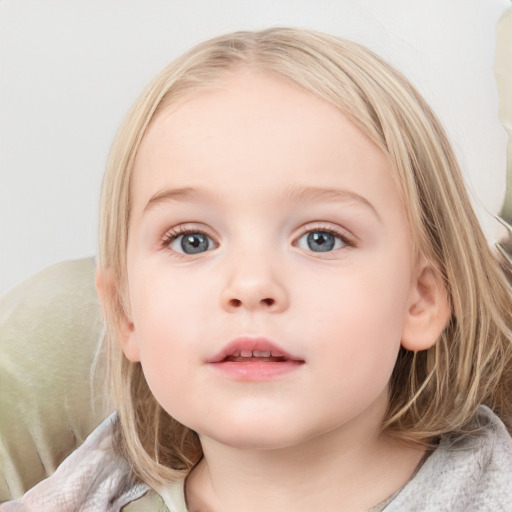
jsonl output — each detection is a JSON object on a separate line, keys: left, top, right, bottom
{"left": 208, "top": 337, "right": 303, "bottom": 364}
{"left": 223, "top": 351, "right": 290, "bottom": 363}
{"left": 207, "top": 337, "right": 304, "bottom": 381}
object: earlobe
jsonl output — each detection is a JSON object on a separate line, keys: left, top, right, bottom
{"left": 95, "top": 266, "right": 141, "bottom": 362}
{"left": 401, "top": 264, "right": 451, "bottom": 352}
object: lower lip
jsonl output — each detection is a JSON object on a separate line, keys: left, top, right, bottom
{"left": 209, "top": 360, "right": 304, "bottom": 381}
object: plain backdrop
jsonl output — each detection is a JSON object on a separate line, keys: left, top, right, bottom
{"left": 1, "top": 0, "right": 508, "bottom": 294}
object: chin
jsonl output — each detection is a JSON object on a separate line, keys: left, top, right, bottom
{"left": 213, "top": 433, "right": 304, "bottom": 451}
{"left": 197, "top": 418, "right": 316, "bottom": 451}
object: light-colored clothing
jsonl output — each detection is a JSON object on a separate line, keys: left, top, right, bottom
{"left": 384, "top": 405, "right": 512, "bottom": 511}
{"left": 2, "top": 406, "right": 511, "bottom": 511}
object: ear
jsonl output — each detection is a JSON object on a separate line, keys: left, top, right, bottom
{"left": 401, "top": 263, "right": 451, "bottom": 351}
{"left": 95, "top": 266, "right": 141, "bottom": 362}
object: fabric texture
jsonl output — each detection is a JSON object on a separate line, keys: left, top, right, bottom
{"left": 0, "top": 414, "right": 152, "bottom": 512}
{"left": 385, "top": 405, "right": 512, "bottom": 511}
{"left": 0, "top": 258, "right": 112, "bottom": 501}
{"left": 1, "top": 406, "right": 511, "bottom": 511}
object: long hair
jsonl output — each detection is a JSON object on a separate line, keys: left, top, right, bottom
{"left": 98, "top": 27, "right": 512, "bottom": 488}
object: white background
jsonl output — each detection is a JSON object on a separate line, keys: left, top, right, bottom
{"left": 1, "top": 0, "right": 508, "bottom": 295}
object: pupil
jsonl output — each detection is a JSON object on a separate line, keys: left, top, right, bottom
{"left": 307, "top": 231, "right": 335, "bottom": 252}
{"left": 181, "top": 233, "right": 209, "bottom": 254}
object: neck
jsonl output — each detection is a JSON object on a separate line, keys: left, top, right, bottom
{"left": 185, "top": 407, "right": 426, "bottom": 512}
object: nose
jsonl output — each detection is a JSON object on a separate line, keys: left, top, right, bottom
{"left": 219, "top": 252, "right": 289, "bottom": 313}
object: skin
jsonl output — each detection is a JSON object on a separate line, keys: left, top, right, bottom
{"left": 105, "top": 70, "right": 450, "bottom": 511}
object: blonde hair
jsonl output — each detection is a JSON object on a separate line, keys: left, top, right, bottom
{"left": 98, "top": 27, "right": 512, "bottom": 488}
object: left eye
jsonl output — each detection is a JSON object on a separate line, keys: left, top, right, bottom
{"left": 296, "top": 230, "right": 346, "bottom": 253}
{"left": 169, "top": 232, "right": 215, "bottom": 255}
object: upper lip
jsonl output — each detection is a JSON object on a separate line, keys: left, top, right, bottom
{"left": 207, "top": 337, "right": 303, "bottom": 363}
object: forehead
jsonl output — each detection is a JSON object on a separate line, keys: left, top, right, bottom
{"left": 130, "top": 71, "right": 399, "bottom": 215}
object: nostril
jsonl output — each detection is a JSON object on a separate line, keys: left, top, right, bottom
{"left": 225, "top": 297, "right": 277, "bottom": 309}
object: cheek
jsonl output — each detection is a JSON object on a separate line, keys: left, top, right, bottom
{"left": 128, "top": 279, "right": 188, "bottom": 364}
{"left": 130, "top": 261, "right": 212, "bottom": 338}
{"left": 299, "top": 260, "right": 411, "bottom": 382}
{"left": 126, "top": 265, "right": 220, "bottom": 408}
{"left": 132, "top": 312, "right": 200, "bottom": 420}
{"left": 301, "top": 257, "right": 410, "bottom": 337}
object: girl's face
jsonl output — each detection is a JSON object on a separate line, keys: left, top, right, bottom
{"left": 122, "top": 71, "right": 418, "bottom": 450}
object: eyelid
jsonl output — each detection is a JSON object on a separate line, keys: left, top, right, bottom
{"left": 159, "top": 222, "right": 355, "bottom": 257}
{"left": 293, "top": 223, "right": 356, "bottom": 249}
{"left": 160, "top": 224, "right": 219, "bottom": 254}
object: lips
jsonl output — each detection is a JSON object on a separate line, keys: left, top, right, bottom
{"left": 208, "top": 337, "right": 303, "bottom": 364}
{"left": 207, "top": 338, "right": 304, "bottom": 381}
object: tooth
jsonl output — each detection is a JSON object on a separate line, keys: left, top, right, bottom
{"left": 233, "top": 352, "right": 240, "bottom": 357}
{"left": 253, "top": 350, "right": 271, "bottom": 357}
{"left": 270, "top": 351, "right": 282, "bottom": 357}
{"left": 240, "top": 350, "right": 253, "bottom": 357}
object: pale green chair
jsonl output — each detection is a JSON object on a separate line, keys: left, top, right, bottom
{"left": 0, "top": 258, "right": 112, "bottom": 501}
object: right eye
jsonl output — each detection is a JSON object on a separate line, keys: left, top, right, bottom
{"left": 165, "top": 230, "right": 217, "bottom": 255}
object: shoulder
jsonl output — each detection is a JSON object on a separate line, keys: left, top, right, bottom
{"left": 386, "top": 406, "right": 512, "bottom": 511}
{"left": 0, "top": 413, "right": 169, "bottom": 512}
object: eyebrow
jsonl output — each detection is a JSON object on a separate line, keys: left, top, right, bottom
{"left": 144, "top": 187, "right": 207, "bottom": 213}
{"left": 143, "top": 184, "right": 381, "bottom": 222}
{"left": 280, "top": 185, "right": 382, "bottom": 222}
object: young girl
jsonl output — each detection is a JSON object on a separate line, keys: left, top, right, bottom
{"left": 3, "top": 27, "right": 512, "bottom": 512}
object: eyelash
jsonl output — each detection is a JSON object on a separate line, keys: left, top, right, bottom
{"left": 160, "top": 226, "right": 216, "bottom": 257}
{"left": 295, "top": 225, "right": 355, "bottom": 249}
{"left": 161, "top": 226, "right": 198, "bottom": 245}
{"left": 160, "top": 224, "right": 355, "bottom": 256}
